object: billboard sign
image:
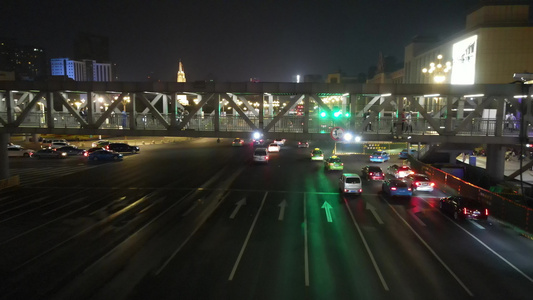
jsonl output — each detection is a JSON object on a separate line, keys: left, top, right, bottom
{"left": 451, "top": 35, "right": 478, "bottom": 85}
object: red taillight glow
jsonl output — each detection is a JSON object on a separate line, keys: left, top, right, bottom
{"left": 464, "top": 208, "right": 467, "bottom": 215}
{"left": 391, "top": 187, "right": 397, "bottom": 191}
{"left": 430, "top": 182, "right": 435, "bottom": 187}
{"left": 369, "top": 172, "right": 373, "bottom": 175}
{"left": 485, "top": 209, "right": 489, "bottom": 216}
{"left": 378, "top": 156, "right": 382, "bottom": 159}
{"left": 408, "top": 188, "right": 412, "bottom": 191}
{"left": 415, "top": 182, "right": 421, "bottom": 186}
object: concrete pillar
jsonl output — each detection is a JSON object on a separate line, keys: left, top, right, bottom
{"left": 0, "top": 133, "right": 10, "bottom": 180}
{"left": 486, "top": 144, "right": 506, "bottom": 182}
{"left": 457, "top": 98, "right": 465, "bottom": 120}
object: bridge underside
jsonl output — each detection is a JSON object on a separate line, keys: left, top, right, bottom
{"left": 1, "top": 81, "right": 532, "bottom": 182}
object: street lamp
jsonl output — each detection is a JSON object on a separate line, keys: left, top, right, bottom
{"left": 123, "top": 96, "right": 131, "bottom": 111}
{"left": 422, "top": 54, "right": 452, "bottom": 83}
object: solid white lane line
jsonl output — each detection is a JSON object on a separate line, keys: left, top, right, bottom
{"left": 228, "top": 192, "right": 268, "bottom": 281}
{"left": 468, "top": 220, "right": 485, "bottom": 229}
{"left": 452, "top": 219, "right": 533, "bottom": 284}
{"left": 304, "top": 194, "right": 310, "bottom": 286}
{"left": 344, "top": 200, "right": 390, "bottom": 291}
{"left": 387, "top": 204, "right": 474, "bottom": 297}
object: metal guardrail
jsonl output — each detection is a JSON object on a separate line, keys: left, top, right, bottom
{"left": 408, "top": 156, "right": 532, "bottom": 235}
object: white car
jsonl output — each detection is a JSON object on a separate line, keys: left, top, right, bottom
{"left": 49, "top": 142, "right": 69, "bottom": 149}
{"left": 273, "top": 139, "right": 285, "bottom": 146}
{"left": 7, "top": 146, "right": 34, "bottom": 157}
{"left": 267, "top": 143, "right": 280, "bottom": 152}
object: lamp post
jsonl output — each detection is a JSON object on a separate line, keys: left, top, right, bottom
{"left": 422, "top": 54, "right": 452, "bottom": 84}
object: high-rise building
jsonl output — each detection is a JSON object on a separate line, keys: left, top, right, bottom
{"left": 0, "top": 38, "right": 47, "bottom": 81}
{"left": 51, "top": 58, "right": 112, "bottom": 82}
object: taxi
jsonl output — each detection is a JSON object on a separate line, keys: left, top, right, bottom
{"left": 324, "top": 155, "right": 344, "bottom": 171}
{"left": 310, "top": 148, "right": 324, "bottom": 161}
{"left": 369, "top": 151, "right": 390, "bottom": 163}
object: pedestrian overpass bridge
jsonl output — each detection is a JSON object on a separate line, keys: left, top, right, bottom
{"left": 1, "top": 80, "right": 532, "bottom": 182}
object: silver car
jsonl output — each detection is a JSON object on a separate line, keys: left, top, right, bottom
{"left": 253, "top": 148, "right": 269, "bottom": 163}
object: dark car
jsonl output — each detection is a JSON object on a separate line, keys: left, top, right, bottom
{"left": 361, "top": 165, "right": 385, "bottom": 180}
{"left": 106, "top": 143, "right": 139, "bottom": 153}
{"left": 57, "top": 146, "right": 87, "bottom": 156}
{"left": 88, "top": 150, "right": 123, "bottom": 161}
{"left": 439, "top": 196, "right": 489, "bottom": 220}
{"left": 33, "top": 149, "right": 68, "bottom": 159}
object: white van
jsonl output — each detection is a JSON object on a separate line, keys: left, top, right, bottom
{"left": 339, "top": 173, "right": 362, "bottom": 195}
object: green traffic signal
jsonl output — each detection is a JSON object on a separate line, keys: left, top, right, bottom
{"left": 320, "top": 111, "right": 327, "bottom": 118}
{"left": 333, "top": 111, "right": 342, "bottom": 118}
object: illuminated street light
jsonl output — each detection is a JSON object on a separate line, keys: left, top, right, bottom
{"left": 422, "top": 54, "right": 452, "bottom": 83}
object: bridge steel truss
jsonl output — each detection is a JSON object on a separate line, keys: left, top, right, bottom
{"left": 0, "top": 81, "right": 532, "bottom": 182}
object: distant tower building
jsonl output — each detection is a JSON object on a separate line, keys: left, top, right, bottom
{"left": 177, "top": 60, "right": 186, "bottom": 82}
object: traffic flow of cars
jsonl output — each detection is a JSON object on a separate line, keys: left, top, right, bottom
{"left": 310, "top": 148, "right": 324, "bottom": 160}
{"left": 324, "top": 155, "right": 344, "bottom": 171}
{"left": 403, "top": 173, "right": 435, "bottom": 192}
{"left": 369, "top": 151, "right": 390, "bottom": 162}
{"left": 267, "top": 143, "right": 281, "bottom": 152}
{"left": 33, "top": 148, "right": 68, "bottom": 159}
{"left": 382, "top": 179, "right": 413, "bottom": 198}
{"left": 388, "top": 164, "right": 414, "bottom": 178}
{"left": 439, "top": 196, "right": 489, "bottom": 220}
{"left": 88, "top": 149, "right": 123, "bottom": 161}
{"left": 7, "top": 145, "right": 34, "bottom": 157}
{"left": 361, "top": 165, "right": 385, "bottom": 180}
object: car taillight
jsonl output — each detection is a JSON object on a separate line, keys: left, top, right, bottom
{"left": 430, "top": 182, "right": 435, "bottom": 187}
{"left": 408, "top": 188, "right": 412, "bottom": 191}
{"left": 391, "top": 187, "right": 397, "bottom": 190}
{"left": 463, "top": 208, "right": 467, "bottom": 215}
{"left": 369, "top": 172, "right": 373, "bottom": 175}
{"left": 84, "top": 152, "right": 88, "bottom": 157}
{"left": 378, "top": 156, "right": 382, "bottom": 158}
{"left": 415, "top": 182, "right": 421, "bottom": 186}
{"left": 329, "top": 163, "right": 333, "bottom": 166}
{"left": 341, "top": 163, "right": 343, "bottom": 166}
{"left": 358, "top": 189, "right": 363, "bottom": 193}
{"left": 106, "top": 145, "right": 109, "bottom": 150}
{"left": 485, "top": 209, "right": 489, "bottom": 216}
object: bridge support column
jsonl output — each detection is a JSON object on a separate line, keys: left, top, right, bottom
{"left": 0, "top": 133, "right": 10, "bottom": 180}
{"left": 486, "top": 144, "right": 505, "bottom": 182}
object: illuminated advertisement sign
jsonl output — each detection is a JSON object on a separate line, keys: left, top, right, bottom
{"left": 451, "top": 35, "right": 478, "bottom": 85}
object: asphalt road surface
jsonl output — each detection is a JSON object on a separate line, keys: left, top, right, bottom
{"left": 1, "top": 138, "right": 533, "bottom": 300}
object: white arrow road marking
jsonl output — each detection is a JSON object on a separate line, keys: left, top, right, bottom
{"left": 408, "top": 205, "right": 426, "bottom": 227}
{"left": 278, "top": 199, "right": 287, "bottom": 221}
{"left": 366, "top": 202, "right": 384, "bottom": 224}
{"left": 230, "top": 198, "right": 246, "bottom": 219}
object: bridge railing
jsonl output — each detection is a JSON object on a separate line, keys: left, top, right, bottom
{"left": 1, "top": 112, "right": 530, "bottom": 137}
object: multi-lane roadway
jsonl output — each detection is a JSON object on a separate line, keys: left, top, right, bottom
{"left": 1, "top": 138, "right": 533, "bottom": 299}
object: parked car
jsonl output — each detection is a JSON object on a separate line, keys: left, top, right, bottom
{"left": 439, "top": 196, "right": 489, "bottom": 220}
{"left": 388, "top": 164, "right": 414, "bottom": 178}
{"left": 7, "top": 146, "right": 34, "bottom": 157}
{"left": 399, "top": 149, "right": 417, "bottom": 159}
{"left": 403, "top": 173, "right": 435, "bottom": 192}
{"left": 57, "top": 145, "right": 87, "bottom": 156}
{"left": 339, "top": 173, "right": 362, "bottom": 195}
{"left": 253, "top": 148, "right": 269, "bottom": 163}
{"left": 369, "top": 151, "right": 390, "bottom": 162}
{"left": 324, "top": 156, "right": 344, "bottom": 171}
{"left": 33, "top": 149, "right": 68, "bottom": 159}
{"left": 382, "top": 179, "right": 412, "bottom": 198}
{"left": 88, "top": 149, "right": 123, "bottom": 161}
{"left": 106, "top": 143, "right": 140, "bottom": 153}
{"left": 361, "top": 165, "right": 385, "bottom": 180}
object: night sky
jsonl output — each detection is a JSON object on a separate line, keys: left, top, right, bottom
{"left": 3, "top": 0, "right": 480, "bottom": 82}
